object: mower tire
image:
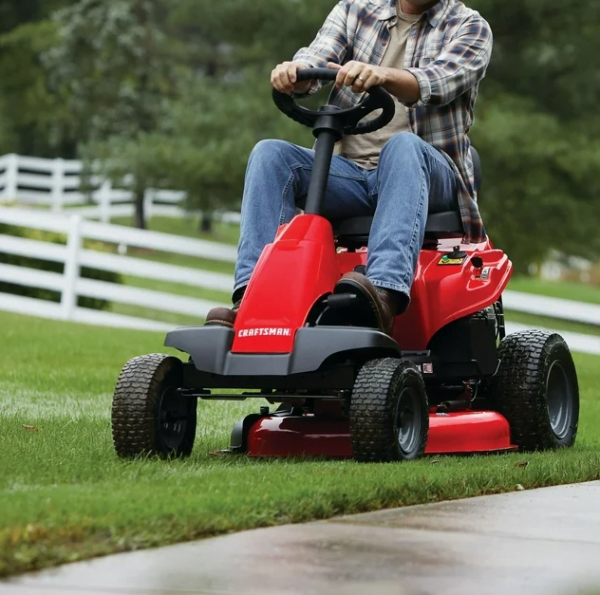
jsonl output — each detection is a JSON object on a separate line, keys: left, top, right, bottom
{"left": 490, "top": 330, "right": 579, "bottom": 451}
{"left": 112, "top": 354, "right": 197, "bottom": 459}
{"left": 350, "top": 358, "right": 429, "bottom": 462}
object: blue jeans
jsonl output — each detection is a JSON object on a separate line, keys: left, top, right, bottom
{"left": 235, "top": 132, "right": 458, "bottom": 300}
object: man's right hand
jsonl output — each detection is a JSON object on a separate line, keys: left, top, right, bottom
{"left": 271, "top": 62, "right": 311, "bottom": 94}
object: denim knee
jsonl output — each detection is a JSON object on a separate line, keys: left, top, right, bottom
{"left": 250, "top": 139, "right": 291, "bottom": 164}
{"left": 380, "top": 132, "right": 422, "bottom": 159}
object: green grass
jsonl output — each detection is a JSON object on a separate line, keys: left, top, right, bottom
{"left": 508, "top": 276, "right": 600, "bottom": 305}
{"left": 108, "top": 303, "right": 207, "bottom": 327}
{"left": 128, "top": 248, "right": 234, "bottom": 274}
{"left": 2, "top": 310, "right": 600, "bottom": 577}
{"left": 111, "top": 215, "right": 240, "bottom": 245}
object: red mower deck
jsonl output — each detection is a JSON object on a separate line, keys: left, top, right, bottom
{"left": 244, "top": 410, "right": 516, "bottom": 458}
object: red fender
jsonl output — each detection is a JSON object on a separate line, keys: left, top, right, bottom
{"left": 395, "top": 238, "right": 512, "bottom": 350}
{"left": 232, "top": 215, "right": 339, "bottom": 354}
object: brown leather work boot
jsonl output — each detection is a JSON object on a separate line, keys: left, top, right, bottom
{"left": 204, "top": 293, "right": 244, "bottom": 328}
{"left": 333, "top": 272, "right": 403, "bottom": 336}
{"left": 204, "top": 304, "right": 239, "bottom": 328}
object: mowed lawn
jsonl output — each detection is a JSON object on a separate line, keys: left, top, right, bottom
{"left": 1, "top": 312, "right": 600, "bottom": 578}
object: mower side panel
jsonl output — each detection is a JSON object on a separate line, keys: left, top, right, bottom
{"left": 232, "top": 215, "right": 340, "bottom": 354}
{"left": 396, "top": 239, "right": 513, "bottom": 350}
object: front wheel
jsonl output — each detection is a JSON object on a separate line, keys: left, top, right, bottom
{"left": 490, "top": 331, "right": 579, "bottom": 450}
{"left": 112, "top": 354, "right": 197, "bottom": 459}
{"left": 350, "top": 358, "right": 429, "bottom": 462}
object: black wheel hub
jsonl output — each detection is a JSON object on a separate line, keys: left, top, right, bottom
{"left": 157, "top": 388, "right": 190, "bottom": 450}
{"left": 546, "top": 360, "right": 574, "bottom": 440}
{"left": 397, "top": 387, "right": 422, "bottom": 456}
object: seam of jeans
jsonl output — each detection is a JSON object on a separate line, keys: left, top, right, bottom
{"left": 279, "top": 168, "right": 301, "bottom": 225}
{"left": 400, "top": 161, "right": 427, "bottom": 289}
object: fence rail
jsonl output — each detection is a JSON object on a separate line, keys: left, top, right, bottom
{"left": 0, "top": 153, "right": 244, "bottom": 223}
{"left": 502, "top": 291, "right": 600, "bottom": 326}
{"left": 0, "top": 206, "right": 233, "bottom": 331}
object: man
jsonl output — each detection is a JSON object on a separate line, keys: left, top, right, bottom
{"left": 206, "top": 0, "right": 492, "bottom": 335}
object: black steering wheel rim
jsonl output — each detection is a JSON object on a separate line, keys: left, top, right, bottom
{"left": 272, "top": 67, "right": 396, "bottom": 136}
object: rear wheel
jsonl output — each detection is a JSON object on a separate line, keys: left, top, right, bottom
{"left": 350, "top": 358, "right": 429, "bottom": 462}
{"left": 112, "top": 354, "right": 197, "bottom": 459}
{"left": 490, "top": 331, "right": 579, "bottom": 450}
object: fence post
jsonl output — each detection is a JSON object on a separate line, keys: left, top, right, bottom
{"left": 51, "top": 158, "right": 65, "bottom": 213}
{"left": 99, "top": 180, "right": 112, "bottom": 224}
{"left": 144, "top": 188, "right": 154, "bottom": 223}
{"left": 61, "top": 214, "right": 83, "bottom": 321}
{"left": 3, "top": 154, "right": 18, "bottom": 202}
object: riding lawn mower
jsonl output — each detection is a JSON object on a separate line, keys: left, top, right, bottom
{"left": 111, "top": 69, "right": 579, "bottom": 462}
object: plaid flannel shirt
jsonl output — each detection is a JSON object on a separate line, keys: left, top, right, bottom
{"left": 293, "top": 0, "right": 493, "bottom": 243}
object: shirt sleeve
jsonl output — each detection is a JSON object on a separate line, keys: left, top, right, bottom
{"left": 291, "top": 0, "right": 351, "bottom": 97}
{"left": 404, "top": 15, "right": 493, "bottom": 108}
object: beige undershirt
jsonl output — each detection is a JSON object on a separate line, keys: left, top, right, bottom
{"left": 341, "top": 8, "right": 420, "bottom": 170}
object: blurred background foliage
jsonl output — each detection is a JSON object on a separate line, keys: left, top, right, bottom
{"left": 0, "top": 0, "right": 597, "bottom": 272}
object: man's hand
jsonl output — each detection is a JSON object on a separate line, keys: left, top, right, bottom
{"left": 327, "top": 61, "right": 421, "bottom": 104}
{"left": 327, "top": 61, "right": 387, "bottom": 93}
{"left": 271, "top": 61, "right": 311, "bottom": 94}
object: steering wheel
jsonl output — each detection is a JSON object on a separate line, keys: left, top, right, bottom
{"left": 272, "top": 68, "right": 396, "bottom": 136}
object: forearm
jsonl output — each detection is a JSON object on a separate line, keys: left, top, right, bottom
{"left": 380, "top": 68, "right": 421, "bottom": 104}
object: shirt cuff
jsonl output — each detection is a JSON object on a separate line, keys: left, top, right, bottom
{"left": 404, "top": 68, "right": 432, "bottom": 107}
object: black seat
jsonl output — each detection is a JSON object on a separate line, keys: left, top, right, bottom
{"left": 334, "top": 146, "right": 482, "bottom": 247}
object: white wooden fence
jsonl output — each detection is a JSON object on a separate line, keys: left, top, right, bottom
{"left": 0, "top": 153, "right": 241, "bottom": 224}
{"left": 0, "top": 206, "right": 235, "bottom": 332}
{"left": 2, "top": 206, "right": 600, "bottom": 355}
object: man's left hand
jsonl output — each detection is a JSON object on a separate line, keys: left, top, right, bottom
{"left": 327, "top": 61, "right": 387, "bottom": 93}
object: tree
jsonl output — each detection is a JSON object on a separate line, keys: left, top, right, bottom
{"left": 0, "top": 0, "right": 72, "bottom": 34}
{"left": 470, "top": 94, "right": 600, "bottom": 272}
{"left": 468, "top": 0, "right": 600, "bottom": 272}
{"left": 153, "top": 0, "right": 324, "bottom": 229}
{"left": 0, "top": 0, "right": 77, "bottom": 157}
{"left": 49, "top": 0, "right": 321, "bottom": 231}
{"left": 155, "top": 71, "right": 313, "bottom": 231}
{"left": 43, "top": 0, "right": 178, "bottom": 228}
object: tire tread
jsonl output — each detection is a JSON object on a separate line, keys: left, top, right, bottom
{"left": 350, "top": 358, "right": 428, "bottom": 462}
{"left": 491, "top": 330, "right": 578, "bottom": 451}
{"left": 111, "top": 354, "right": 194, "bottom": 459}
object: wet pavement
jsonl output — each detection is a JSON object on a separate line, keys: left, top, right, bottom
{"left": 3, "top": 482, "right": 600, "bottom": 595}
